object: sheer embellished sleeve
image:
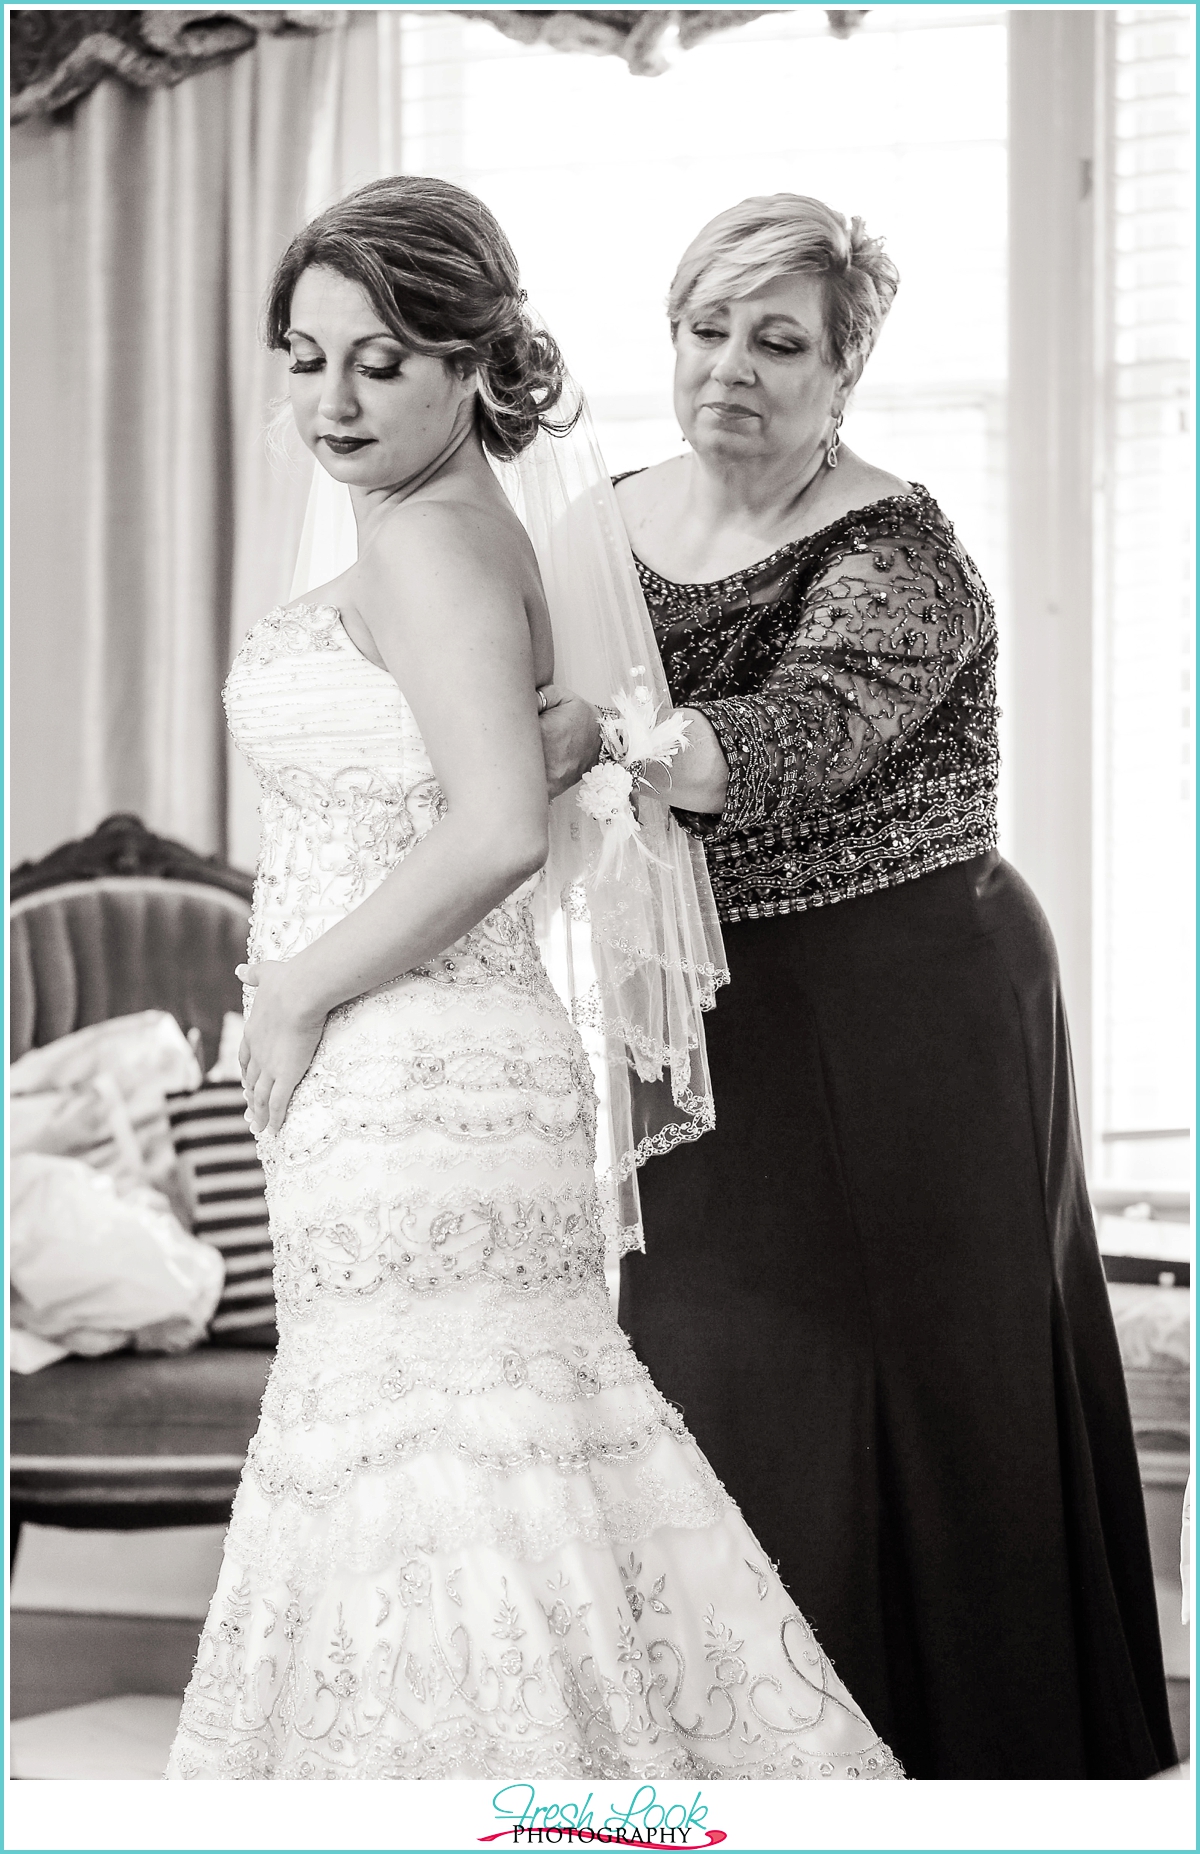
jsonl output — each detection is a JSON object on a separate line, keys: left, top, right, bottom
{"left": 683, "top": 526, "right": 994, "bottom": 840}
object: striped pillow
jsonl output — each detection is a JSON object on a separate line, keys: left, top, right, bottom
{"left": 166, "top": 1082, "right": 276, "bottom": 1347}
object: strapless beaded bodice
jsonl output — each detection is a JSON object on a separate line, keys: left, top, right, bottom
{"left": 225, "top": 601, "right": 542, "bottom": 982}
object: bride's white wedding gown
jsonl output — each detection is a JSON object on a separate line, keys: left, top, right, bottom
{"left": 165, "top": 601, "right": 903, "bottom": 1781}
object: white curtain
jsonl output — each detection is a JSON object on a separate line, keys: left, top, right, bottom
{"left": 10, "top": 12, "right": 401, "bottom": 873}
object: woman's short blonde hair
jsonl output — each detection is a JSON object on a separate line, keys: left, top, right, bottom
{"left": 667, "top": 194, "right": 899, "bottom": 375}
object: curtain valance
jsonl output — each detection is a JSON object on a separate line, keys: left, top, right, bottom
{"left": 13, "top": 7, "right": 870, "bottom": 119}
{"left": 10, "top": 10, "right": 334, "bottom": 121}
{"left": 459, "top": 9, "right": 774, "bottom": 76}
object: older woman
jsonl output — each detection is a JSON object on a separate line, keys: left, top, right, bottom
{"left": 540, "top": 195, "right": 1174, "bottom": 1779}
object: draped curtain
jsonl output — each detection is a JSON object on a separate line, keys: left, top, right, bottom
{"left": 8, "top": 8, "right": 809, "bottom": 116}
{"left": 10, "top": 14, "right": 401, "bottom": 871}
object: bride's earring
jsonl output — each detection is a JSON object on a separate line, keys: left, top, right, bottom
{"left": 826, "top": 411, "right": 844, "bottom": 469}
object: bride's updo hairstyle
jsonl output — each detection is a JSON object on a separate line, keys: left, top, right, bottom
{"left": 668, "top": 194, "right": 899, "bottom": 375}
{"left": 265, "top": 175, "right": 573, "bottom": 459}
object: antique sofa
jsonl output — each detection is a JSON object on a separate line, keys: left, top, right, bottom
{"left": 9, "top": 814, "right": 272, "bottom": 1557}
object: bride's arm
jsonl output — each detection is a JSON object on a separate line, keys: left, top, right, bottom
{"left": 240, "top": 501, "right": 549, "bottom": 1136}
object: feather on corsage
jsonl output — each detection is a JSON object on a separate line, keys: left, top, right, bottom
{"left": 577, "top": 668, "right": 691, "bottom": 878}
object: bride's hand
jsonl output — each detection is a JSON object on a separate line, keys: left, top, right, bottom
{"left": 538, "top": 683, "right": 603, "bottom": 799}
{"left": 236, "top": 961, "right": 327, "bottom": 1136}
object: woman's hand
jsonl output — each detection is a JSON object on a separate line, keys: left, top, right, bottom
{"left": 236, "top": 961, "right": 328, "bottom": 1136}
{"left": 538, "top": 684, "right": 602, "bottom": 799}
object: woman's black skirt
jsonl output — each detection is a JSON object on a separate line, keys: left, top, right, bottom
{"left": 619, "top": 850, "right": 1175, "bottom": 1779}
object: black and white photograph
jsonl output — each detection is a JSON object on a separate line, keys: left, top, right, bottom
{"left": 6, "top": 0, "right": 1195, "bottom": 1839}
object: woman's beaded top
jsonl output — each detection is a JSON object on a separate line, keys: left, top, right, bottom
{"left": 629, "top": 482, "right": 1000, "bottom": 925}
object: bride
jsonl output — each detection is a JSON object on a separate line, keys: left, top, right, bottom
{"left": 165, "top": 175, "right": 902, "bottom": 1781}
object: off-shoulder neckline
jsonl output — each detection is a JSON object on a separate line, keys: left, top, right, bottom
{"left": 615, "top": 474, "right": 938, "bottom": 598}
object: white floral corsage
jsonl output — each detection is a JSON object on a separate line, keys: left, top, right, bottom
{"left": 577, "top": 668, "right": 691, "bottom": 876}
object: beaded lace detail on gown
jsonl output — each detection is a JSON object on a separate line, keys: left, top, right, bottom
{"left": 632, "top": 484, "right": 999, "bottom": 924}
{"left": 164, "top": 602, "right": 903, "bottom": 1781}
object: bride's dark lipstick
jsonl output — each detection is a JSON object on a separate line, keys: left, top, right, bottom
{"left": 321, "top": 435, "right": 373, "bottom": 455}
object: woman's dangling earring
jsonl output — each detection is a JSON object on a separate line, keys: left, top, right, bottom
{"left": 826, "top": 411, "right": 844, "bottom": 469}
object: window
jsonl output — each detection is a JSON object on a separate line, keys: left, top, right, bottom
{"left": 396, "top": 6, "right": 1192, "bottom": 1207}
{"left": 398, "top": 6, "right": 1008, "bottom": 604}
{"left": 1095, "top": 6, "right": 1194, "bottom": 1201}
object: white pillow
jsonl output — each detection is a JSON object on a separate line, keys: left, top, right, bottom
{"left": 10, "top": 1153, "right": 224, "bottom": 1362}
{"left": 10, "top": 1012, "right": 202, "bottom": 1215}
{"left": 10, "top": 1083, "right": 121, "bottom": 1161}
{"left": 9, "top": 1329, "right": 70, "bottom": 1375}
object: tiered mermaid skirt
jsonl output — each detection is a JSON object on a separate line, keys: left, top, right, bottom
{"left": 166, "top": 930, "right": 902, "bottom": 1780}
